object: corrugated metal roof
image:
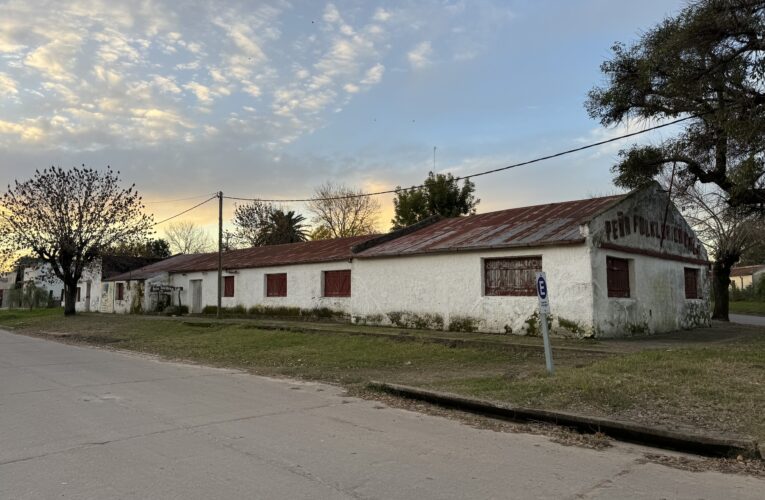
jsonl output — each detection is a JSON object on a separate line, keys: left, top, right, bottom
{"left": 105, "top": 254, "right": 207, "bottom": 282}
{"left": 167, "top": 234, "right": 378, "bottom": 273}
{"left": 355, "top": 195, "right": 626, "bottom": 258}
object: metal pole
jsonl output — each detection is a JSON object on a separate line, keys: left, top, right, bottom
{"left": 540, "top": 310, "right": 554, "bottom": 374}
{"left": 217, "top": 191, "right": 222, "bottom": 319}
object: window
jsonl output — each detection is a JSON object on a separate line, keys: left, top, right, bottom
{"left": 323, "top": 270, "right": 351, "bottom": 297}
{"left": 484, "top": 257, "right": 542, "bottom": 296}
{"left": 223, "top": 276, "right": 235, "bottom": 297}
{"left": 607, "top": 257, "right": 630, "bottom": 298}
{"left": 684, "top": 268, "right": 699, "bottom": 299}
{"left": 116, "top": 282, "right": 125, "bottom": 301}
{"left": 76, "top": 287, "right": 81, "bottom": 302}
{"left": 266, "top": 273, "right": 287, "bottom": 297}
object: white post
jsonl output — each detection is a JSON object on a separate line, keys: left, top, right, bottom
{"left": 535, "top": 271, "right": 554, "bottom": 374}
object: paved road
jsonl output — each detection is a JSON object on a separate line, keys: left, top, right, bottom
{"left": 1, "top": 330, "right": 762, "bottom": 499}
{"left": 730, "top": 314, "right": 765, "bottom": 327}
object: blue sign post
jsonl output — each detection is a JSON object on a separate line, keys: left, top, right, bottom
{"left": 535, "top": 272, "right": 554, "bottom": 374}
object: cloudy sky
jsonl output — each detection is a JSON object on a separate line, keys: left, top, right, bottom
{"left": 0, "top": 0, "right": 686, "bottom": 235}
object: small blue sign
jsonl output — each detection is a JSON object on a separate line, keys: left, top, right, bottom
{"left": 537, "top": 276, "right": 547, "bottom": 299}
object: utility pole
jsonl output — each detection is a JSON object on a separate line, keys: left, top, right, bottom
{"left": 217, "top": 191, "right": 223, "bottom": 320}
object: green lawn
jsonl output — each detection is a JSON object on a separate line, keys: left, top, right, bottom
{"left": 1, "top": 308, "right": 763, "bottom": 442}
{"left": 730, "top": 301, "right": 765, "bottom": 316}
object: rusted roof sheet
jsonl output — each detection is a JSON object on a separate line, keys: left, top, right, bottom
{"left": 355, "top": 195, "right": 626, "bottom": 258}
{"left": 167, "top": 235, "right": 378, "bottom": 273}
{"left": 105, "top": 254, "right": 207, "bottom": 282}
{"left": 731, "top": 264, "right": 765, "bottom": 277}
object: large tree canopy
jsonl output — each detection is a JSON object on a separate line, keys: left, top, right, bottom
{"left": 586, "top": 0, "right": 765, "bottom": 208}
{"left": 232, "top": 201, "right": 308, "bottom": 246}
{"left": 0, "top": 167, "right": 153, "bottom": 315}
{"left": 391, "top": 172, "right": 479, "bottom": 230}
{"left": 307, "top": 182, "right": 380, "bottom": 239}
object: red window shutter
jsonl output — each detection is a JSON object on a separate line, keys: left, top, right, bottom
{"left": 484, "top": 257, "right": 541, "bottom": 296}
{"left": 607, "top": 257, "right": 630, "bottom": 298}
{"left": 324, "top": 270, "right": 351, "bottom": 297}
{"left": 684, "top": 268, "right": 699, "bottom": 299}
{"left": 266, "top": 273, "right": 287, "bottom": 297}
{"left": 224, "top": 276, "right": 235, "bottom": 297}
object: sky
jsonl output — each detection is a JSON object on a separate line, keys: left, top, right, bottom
{"left": 0, "top": 0, "right": 688, "bottom": 237}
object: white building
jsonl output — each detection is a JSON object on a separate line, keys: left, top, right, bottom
{"left": 0, "top": 272, "right": 18, "bottom": 308}
{"left": 22, "top": 262, "right": 65, "bottom": 305}
{"left": 71, "top": 256, "right": 159, "bottom": 313}
{"left": 730, "top": 264, "right": 765, "bottom": 290}
{"left": 103, "top": 183, "right": 710, "bottom": 337}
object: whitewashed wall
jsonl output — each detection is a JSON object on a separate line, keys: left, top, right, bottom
{"left": 74, "top": 263, "right": 102, "bottom": 313}
{"left": 586, "top": 182, "right": 711, "bottom": 336}
{"left": 22, "top": 264, "right": 65, "bottom": 304}
{"left": 169, "top": 261, "right": 354, "bottom": 314}
{"left": 351, "top": 245, "right": 594, "bottom": 336}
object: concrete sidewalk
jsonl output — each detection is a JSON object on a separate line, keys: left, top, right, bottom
{"left": 1, "top": 329, "right": 762, "bottom": 499}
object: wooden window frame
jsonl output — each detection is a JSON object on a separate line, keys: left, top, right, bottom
{"left": 323, "top": 270, "right": 351, "bottom": 298}
{"left": 116, "top": 282, "right": 125, "bottom": 301}
{"left": 483, "top": 256, "right": 542, "bottom": 297}
{"left": 266, "top": 273, "right": 288, "bottom": 297}
{"left": 76, "top": 287, "right": 81, "bottom": 302}
{"left": 223, "top": 276, "right": 235, "bottom": 298}
{"left": 606, "top": 256, "right": 631, "bottom": 298}
{"left": 684, "top": 268, "right": 699, "bottom": 299}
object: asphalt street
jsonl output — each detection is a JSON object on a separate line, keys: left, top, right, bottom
{"left": 1, "top": 329, "right": 762, "bottom": 499}
{"left": 730, "top": 313, "right": 765, "bottom": 327}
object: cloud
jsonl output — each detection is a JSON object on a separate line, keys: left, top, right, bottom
{"left": 0, "top": 72, "right": 19, "bottom": 97}
{"left": 407, "top": 41, "right": 432, "bottom": 69}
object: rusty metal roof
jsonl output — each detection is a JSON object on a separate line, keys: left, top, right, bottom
{"left": 167, "top": 234, "right": 378, "bottom": 273}
{"left": 355, "top": 195, "right": 626, "bottom": 258}
{"left": 105, "top": 254, "right": 207, "bottom": 282}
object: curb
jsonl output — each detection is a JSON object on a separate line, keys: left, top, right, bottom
{"left": 368, "top": 381, "right": 761, "bottom": 460}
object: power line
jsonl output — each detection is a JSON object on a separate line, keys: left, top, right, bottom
{"left": 223, "top": 114, "right": 696, "bottom": 203}
{"left": 144, "top": 193, "right": 217, "bottom": 204}
{"left": 152, "top": 195, "right": 217, "bottom": 227}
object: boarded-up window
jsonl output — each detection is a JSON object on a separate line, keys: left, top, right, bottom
{"left": 607, "top": 257, "right": 630, "bottom": 298}
{"left": 484, "top": 257, "right": 542, "bottom": 296}
{"left": 116, "top": 283, "right": 125, "bottom": 301}
{"left": 684, "top": 268, "right": 699, "bottom": 299}
{"left": 266, "top": 273, "right": 287, "bottom": 297}
{"left": 323, "top": 270, "right": 351, "bottom": 297}
{"left": 223, "top": 276, "right": 235, "bottom": 297}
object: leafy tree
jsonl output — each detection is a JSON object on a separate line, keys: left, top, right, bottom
{"left": 112, "top": 238, "right": 171, "bottom": 259}
{"left": 164, "top": 221, "right": 212, "bottom": 254}
{"left": 586, "top": 0, "right": 765, "bottom": 319}
{"left": 0, "top": 167, "right": 153, "bottom": 315}
{"left": 231, "top": 201, "right": 308, "bottom": 246}
{"left": 391, "top": 172, "right": 479, "bottom": 229}
{"left": 307, "top": 182, "right": 380, "bottom": 239}
{"left": 260, "top": 210, "right": 308, "bottom": 245}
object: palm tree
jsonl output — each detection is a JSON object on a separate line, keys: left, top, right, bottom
{"left": 258, "top": 210, "right": 308, "bottom": 245}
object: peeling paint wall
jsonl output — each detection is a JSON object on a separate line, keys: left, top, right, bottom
{"left": 587, "top": 183, "right": 711, "bottom": 336}
{"left": 169, "top": 261, "right": 353, "bottom": 314}
{"left": 351, "top": 246, "right": 595, "bottom": 336}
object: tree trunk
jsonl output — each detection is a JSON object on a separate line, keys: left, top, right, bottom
{"left": 711, "top": 259, "right": 734, "bottom": 321}
{"left": 64, "top": 283, "right": 77, "bottom": 316}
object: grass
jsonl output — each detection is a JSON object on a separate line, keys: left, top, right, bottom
{"left": 730, "top": 301, "right": 765, "bottom": 316}
{"left": 1, "top": 308, "right": 763, "bottom": 442}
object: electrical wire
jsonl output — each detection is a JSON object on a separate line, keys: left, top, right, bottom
{"left": 152, "top": 195, "right": 217, "bottom": 227}
{"left": 144, "top": 193, "right": 217, "bottom": 204}
{"left": 223, "top": 114, "right": 697, "bottom": 203}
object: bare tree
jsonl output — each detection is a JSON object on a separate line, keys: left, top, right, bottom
{"left": 0, "top": 167, "right": 153, "bottom": 315}
{"left": 666, "top": 176, "right": 764, "bottom": 320}
{"left": 307, "top": 182, "right": 381, "bottom": 239}
{"left": 164, "top": 221, "right": 212, "bottom": 254}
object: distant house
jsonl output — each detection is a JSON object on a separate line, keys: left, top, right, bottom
{"left": 0, "top": 272, "right": 18, "bottom": 308}
{"left": 730, "top": 265, "right": 765, "bottom": 290}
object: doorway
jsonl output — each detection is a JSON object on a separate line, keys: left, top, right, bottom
{"left": 190, "top": 280, "right": 203, "bottom": 313}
